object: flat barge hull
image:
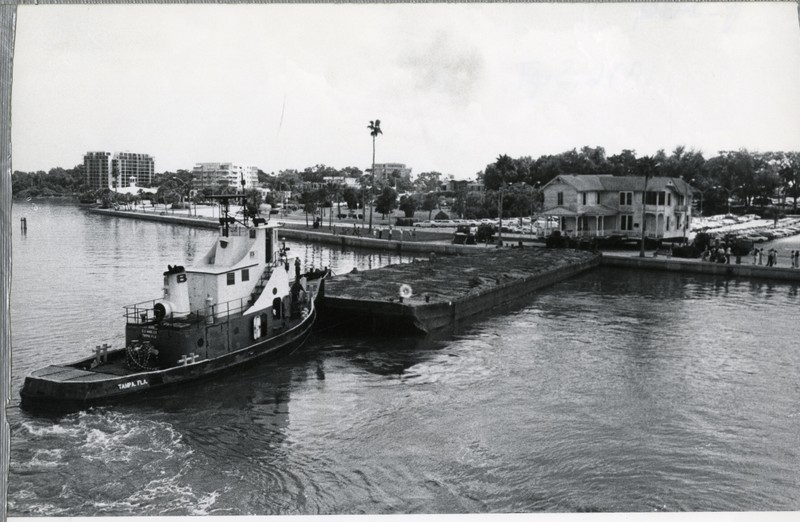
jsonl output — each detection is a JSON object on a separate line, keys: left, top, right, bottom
{"left": 319, "top": 248, "right": 601, "bottom": 335}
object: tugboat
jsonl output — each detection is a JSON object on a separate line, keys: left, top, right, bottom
{"left": 20, "top": 195, "right": 324, "bottom": 411}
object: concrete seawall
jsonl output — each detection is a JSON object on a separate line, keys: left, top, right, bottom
{"left": 88, "top": 208, "right": 219, "bottom": 229}
{"left": 283, "top": 228, "right": 485, "bottom": 256}
{"left": 87, "top": 208, "right": 480, "bottom": 256}
{"left": 601, "top": 253, "right": 800, "bottom": 282}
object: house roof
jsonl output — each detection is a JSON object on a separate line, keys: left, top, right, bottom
{"left": 545, "top": 174, "right": 610, "bottom": 192}
{"left": 544, "top": 174, "right": 694, "bottom": 194}
{"left": 541, "top": 204, "right": 620, "bottom": 217}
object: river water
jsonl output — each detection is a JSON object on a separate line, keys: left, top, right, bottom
{"left": 7, "top": 200, "right": 800, "bottom": 515}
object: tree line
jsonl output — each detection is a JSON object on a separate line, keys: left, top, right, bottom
{"left": 480, "top": 147, "right": 800, "bottom": 217}
{"left": 12, "top": 147, "right": 800, "bottom": 219}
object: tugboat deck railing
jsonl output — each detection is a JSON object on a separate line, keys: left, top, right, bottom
{"left": 124, "top": 296, "right": 253, "bottom": 326}
{"left": 124, "top": 259, "right": 298, "bottom": 326}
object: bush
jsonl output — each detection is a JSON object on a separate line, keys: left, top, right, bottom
{"left": 545, "top": 230, "right": 567, "bottom": 248}
{"left": 434, "top": 211, "right": 450, "bottom": 220}
{"left": 475, "top": 224, "right": 495, "bottom": 242}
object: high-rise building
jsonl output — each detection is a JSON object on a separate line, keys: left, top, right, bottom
{"left": 112, "top": 152, "right": 154, "bottom": 187}
{"left": 192, "top": 163, "right": 259, "bottom": 190}
{"left": 84, "top": 150, "right": 155, "bottom": 190}
{"left": 84, "top": 151, "right": 112, "bottom": 191}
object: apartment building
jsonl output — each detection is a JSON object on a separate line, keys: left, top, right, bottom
{"left": 84, "top": 151, "right": 112, "bottom": 191}
{"left": 84, "top": 151, "right": 155, "bottom": 190}
{"left": 192, "top": 163, "right": 259, "bottom": 189}
{"left": 112, "top": 152, "right": 154, "bottom": 187}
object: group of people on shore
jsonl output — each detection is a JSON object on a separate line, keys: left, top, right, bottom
{"left": 746, "top": 247, "right": 800, "bottom": 268}
{"left": 336, "top": 223, "right": 416, "bottom": 241}
{"left": 701, "top": 243, "right": 800, "bottom": 268}
{"left": 701, "top": 245, "right": 733, "bottom": 264}
{"left": 750, "top": 247, "right": 782, "bottom": 267}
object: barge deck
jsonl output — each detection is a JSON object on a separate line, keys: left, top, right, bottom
{"left": 319, "top": 248, "right": 601, "bottom": 335}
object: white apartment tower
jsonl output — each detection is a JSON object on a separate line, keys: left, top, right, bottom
{"left": 192, "top": 163, "right": 259, "bottom": 190}
{"left": 84, "top": 151, "right": 154, "bottom": 190}
{"left": 112, "top": 152, "right": 155, "bottom": 187}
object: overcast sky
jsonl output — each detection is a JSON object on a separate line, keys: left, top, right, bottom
{"left": 11, "top": 3, "right": 800, "bottom": 179}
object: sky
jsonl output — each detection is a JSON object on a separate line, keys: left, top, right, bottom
{"left": 10, "top": 3, "right": 800, "bottom": 179}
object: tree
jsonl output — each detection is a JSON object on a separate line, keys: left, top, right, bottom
{"left": 399, "top": 194, "right": 418, "bottom": 217}
{"left": 483, "top": 154, "right": 519, "bottom": 244}
{"left": 300, "top": 190, "right": 318, "bottom": 227}
{"left": 375, "top": 186, "right": 398, "bottom": 218}
{"left": 777, "top": 151, "right": 800, "bottom": 211}
{"left": 367, "top": 119, "right": 383, "bottom": 232}
{"left": 463, "top": 191, "right": 486, "bottom": 219}
{"left": 607, "top": 149, "right": 639, "bottom": 177}
{"left": 422, "top": 192, "right": 438, "bottom": 219}
{"left": 342, "top": 187, "right": 361, "bottom": 211}
{"left": 414, "top": 171, "right": 442, "bottom": 193}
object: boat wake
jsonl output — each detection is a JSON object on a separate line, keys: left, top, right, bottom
{"left": 9, "top": 408, "right": 225, "bottom": 516}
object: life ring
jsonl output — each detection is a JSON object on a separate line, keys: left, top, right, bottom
{"left": 399, "top": 284, "right": 413, "bottom": 299}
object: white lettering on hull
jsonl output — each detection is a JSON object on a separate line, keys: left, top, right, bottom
{"left": 117, "top": 379, "right": 149, "bottom": 390}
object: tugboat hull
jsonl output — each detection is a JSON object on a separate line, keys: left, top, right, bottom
{"left": 21, "top": 307, "right": 315, "bottom": 412}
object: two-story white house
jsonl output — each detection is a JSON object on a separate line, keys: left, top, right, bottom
{"left": 540, "top": 174, "right": 695, "bottom": 241}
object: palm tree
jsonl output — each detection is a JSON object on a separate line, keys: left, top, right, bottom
{"left": 494, "top": 154, "right": 515, "bottom": 245}
{"left": 367, "top": 119, "right": 382, "bottom": 233}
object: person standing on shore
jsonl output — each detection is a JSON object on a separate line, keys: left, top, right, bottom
{"left": 752, "top": 248, "right": 758, "bottom": 265}
{"left": 791, "top": 250, "right": 796, "bottom": 268}
{"left": 794, "top": 250, "right": 799, "bottom": 269}
{"left": 758, "top": 248, "right": 764, "bottom": 265}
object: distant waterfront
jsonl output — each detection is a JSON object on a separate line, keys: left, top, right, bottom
{"left": 7, "top": 200, "right": 800, "bottom": 515}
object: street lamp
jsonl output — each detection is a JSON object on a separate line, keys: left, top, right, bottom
{"left": 530, "top": 181, "right": 540, "bottom": 235}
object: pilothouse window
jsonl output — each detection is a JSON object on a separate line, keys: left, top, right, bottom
{"left": 227, "top": 272, "right": 235, "bottom": 285}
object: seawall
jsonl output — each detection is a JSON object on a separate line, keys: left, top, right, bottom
{"left": 87, "top": 208, "right": 219, "bottom": 229}
{"left": 601, "top": 253, "right": 800, "bottom": 282}
{"left": 87, "top": 207, "right": 481, "bottom": 256}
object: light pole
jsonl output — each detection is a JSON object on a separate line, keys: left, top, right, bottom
{"left": 639, "top": 161, "right": 661, "bottom": 257}
{"left": 530, "top": 181, "right": 540, "bottom": 235}
{"left": 639, "top": 172, "right": 650, "bottom": 257}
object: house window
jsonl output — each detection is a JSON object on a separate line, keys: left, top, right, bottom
{"left": 658, "top": 191, "right": 666, "bottom": 205}
{"left": 581, "top": 192, "right": 587, "bottom": 205}
{"left": 241, "top": 268, "right": 250, "bottom": 282}
{"left": 620, "top": 215, "right": 634, "bottom": 231}
{"left": 667, "top": 193, "right": 672, "bottom": 206}
{"left": 619, "top": 192, "right": 633, "bottom": 206}
{"left": 227, "top": 272, "right": 235, "bottom": 285}
{"left": 666, "top": 216, "right": 671, "bottom": 230}
{"left": 557, "top": 192, "right": 564, "bottom": 206}
{"left": 578, "top": 216, "right": 588, "bottom": 231}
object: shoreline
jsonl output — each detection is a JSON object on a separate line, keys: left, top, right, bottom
{"left": 85, "top": 206, "right": 800, "bottom": 284}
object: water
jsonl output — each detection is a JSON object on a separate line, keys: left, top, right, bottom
{"left": 7, "top": 201, "right": 800, "bottom": 514}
